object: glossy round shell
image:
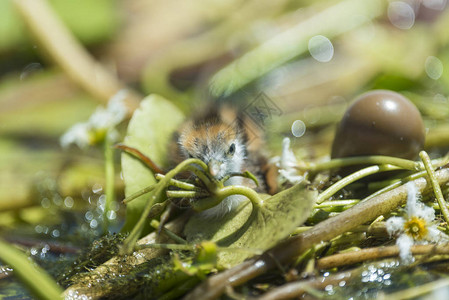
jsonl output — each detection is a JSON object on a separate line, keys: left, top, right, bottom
{"left": 331, "top": 90, "right": 425, "bottom": 160}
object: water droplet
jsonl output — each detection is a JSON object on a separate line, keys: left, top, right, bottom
{"left": 98, "top": 194, "right": 106, "bottom": 206}
{"left": 52, "top": 229, "right": 60, "bottom": 238}
{"left": 35, "top": 225, "right": 44, "bottom": 233}
{"left": 41, "top": 198, "right": 51, "bottom": 209}
{"left": 291, "top": 120, "right": 306, "bottom": 137}
{"left": 308, "top": 35, "right": 334, "bottom": 62}
{"left": 425, "top": 56, "right": 443, "bottom": 80}
{"left": 90, "top": 219, "right": 98, "bottom": 229}
{"left": 20, "top": 62, "right": 43, "bottom": 80}
{"left": 85, "top": 211, "right": 94, "bottom": 221}
{"left": 388, "top": 1, "right": 415, "bottom": 29}
{"left": 92, "top": 183, "right": 103, "bottom": 194}
{"left": 107, "top": 210, "right": 117, "bottom": 220}
{"left": 64, "top": 196, "right": 74, "bottom": 208}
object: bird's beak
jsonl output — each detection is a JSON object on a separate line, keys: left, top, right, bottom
{"left": 208, "top": 160, "right": 221, "bottom": 178}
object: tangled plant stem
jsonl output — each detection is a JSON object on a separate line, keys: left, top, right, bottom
{"left": 419, "top": 151, "right": 449, "bottom": 230}
{"left": 120, "top": 158, "right": 208, "bottom": 254}
{"left": 184, "top": 168, "right": 449, "bottom": 300}
{"left": 120, "top": 158, "right": 265, "bottom": 254}
{"left": 304, "top": 155, "right": 421, "bottom": 173}
{"left": 316, "top": 164, "right": 399, "bottom": 204}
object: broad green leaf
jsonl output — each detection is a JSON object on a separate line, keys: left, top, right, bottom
{"left": 121, "top": 94, "right": 184, "bottom": 233}
{"left": 184, "top": 182, "right": 317, "bottom": 267}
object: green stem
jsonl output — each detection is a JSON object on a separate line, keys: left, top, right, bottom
{"left": 305, "top": 155, "right": 420, "bottom": 173}
{"left": 0, "top": 239, "right": 63, "bottom": 300}
{"left": 316, "top": 165, "right": 399, "bottom": 204}
{"left": 419, "top": 151, "right": 449, "bottom": 230}
{"left": 104, "top": 134, "right": 115, "bottom": 232}
{"left": 122, "top": 184, "right": 156, "bottom": 204}
{"left": 314, "top": 200, "right": 360, "bottom": 208}
{"left": 192, "top": 185, "right": 264, "bottom": 212}
{"left": 120, "top": 158, "right": 209, "bottom": 254}
{"left": 155, "top": 174, "right": 200, "bottom": 190}
{"left": 362, "top": 171, "right": 427, "bottom": 202}
{"left": 150, "top": 220, "right": 188, "bottom": 244}
{"left": 166, "top": 190, "right": 209, "bottom": 198}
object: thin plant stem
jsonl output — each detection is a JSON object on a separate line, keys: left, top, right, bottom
{"left": 303, "top": 155, "right": 421, "bottom": 173}
{"left": 115, "top": 143, "right": 165, "bottom": 174}
{"left": 122, "top": 184, "right": 156, "bottom": 204}
{"left": 314, "top": 200, "right": 359, "bottom": 208}
{"left": 191, "top": 185, "right": 264, "bottom": 212}
{"left": 316, "top": 165, "right": 399, "bottom": 204}
{"left": 104, "top": 134, "right": 115, "bottom": 232}
{"left": 183, "top": 168, "right": 449, "bottom": 300}
{"left": 120, "top": 159, "right": 209, "bottom": 254}
{"left": 166, "top": 190, "right": 210, "bottom": 198}
{"left": 0, "top": 239, "right": 63, "bottom": 300}
{"left": 155, "top": 174, "right": 200, "bottom": 190}
{"left": 419, "top": 151, "right": 449, "bottom": 230}
{"left": 150, "top": 220, "right": 187, "bottom": 244}
{"left": 362, "top": 170, "right": 427, "bottom": 202}
{"left": 316, "top": 244, "right": 449, "bottom": 269}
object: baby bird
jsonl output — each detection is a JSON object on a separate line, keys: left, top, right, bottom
{"left": 172, "top": 105, "right": 270, "bottom": 218}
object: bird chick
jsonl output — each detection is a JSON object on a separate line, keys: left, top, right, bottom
{"left": 172, "top": 105, "right": 268, "bottom": 218}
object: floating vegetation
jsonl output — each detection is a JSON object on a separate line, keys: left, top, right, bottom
{"left": 2, "top": 0, "right": 449, "bottom": 299}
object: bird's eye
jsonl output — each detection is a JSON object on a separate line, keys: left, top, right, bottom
{"left": 228, "top": 143, "right": 235, "bottom": 155}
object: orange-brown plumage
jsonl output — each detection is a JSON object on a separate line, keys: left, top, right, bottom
{"left": 171, "top": 104, "right": 272, "bottom": 217}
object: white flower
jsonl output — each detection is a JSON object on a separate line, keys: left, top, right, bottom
{"left": 275, "top": 138, "right": 303, "bottom": 185}
{"left": 60, "top": 122, "right": 90, "bottom": 149}
{"left": 89, "top": 90, "right": 128, "bottom": 130}
{"left": 386, "top": 181, "right": 449, "bottom": 264}
{"left": 60, "top": 90, "right": 128, "bottom": 149}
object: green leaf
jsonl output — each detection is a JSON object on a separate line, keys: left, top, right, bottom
{"left": 121, "top": 94, "right": 184, "bottom": 233}
{"left": 0, "top": 239, "right": 63, "bottom": 300}
{"left": 184, "top": 182, "right": 317, "bottom": 267}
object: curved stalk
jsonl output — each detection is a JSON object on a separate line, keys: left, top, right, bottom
{"left": 184, "top": 168, "right": 449, "bottom": 300}
{"left": 362, "top": 170, "right": 427, "bottom": 202}
{"left": 420, "top": 151, "right": 449, "bottom": 229}
{"left": 120, "top": 158, "right": 209, "bottom": 254}
{"left": 304, "top": 155, "right": 421, "bottom": 172}
{"left": 316, "top": 165, "right": 399, "bottom": 204}
{"left": 122, "top": 184, "right": 156, "bottom": 204}
{"left": 191, "top": 185, "right": 264, "bottom": 212}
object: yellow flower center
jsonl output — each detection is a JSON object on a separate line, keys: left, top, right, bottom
{"left": 404, "top": 216, "right": 428, "bottom": 240}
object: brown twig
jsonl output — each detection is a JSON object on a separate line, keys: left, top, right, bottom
{"left": 316, "top": 244, "right": 449, "bottom": 270}
{"left": 183, "top": 168, "right": 449, "bottom": 300}
{"left": 115, "top": 143, "right": 165, "bottom": 174}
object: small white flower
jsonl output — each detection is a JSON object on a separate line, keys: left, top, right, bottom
{"left": 386, "top": 181, "right": 449, "bottom": 263}
{"left": 60, "top": 90, "right": 129, "bottom": 149}
{"left": 60, "top": 122, "right": 90, "bottom": 149}
{"left": 89, "top": 90, "right": 128, "bottom": 130}
{"left": 275, "top": 138, "right": 303, "bottom": 185}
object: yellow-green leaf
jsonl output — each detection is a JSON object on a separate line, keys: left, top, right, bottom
{"left": 184, "top": 183, "right": 317, "bottom": 268}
